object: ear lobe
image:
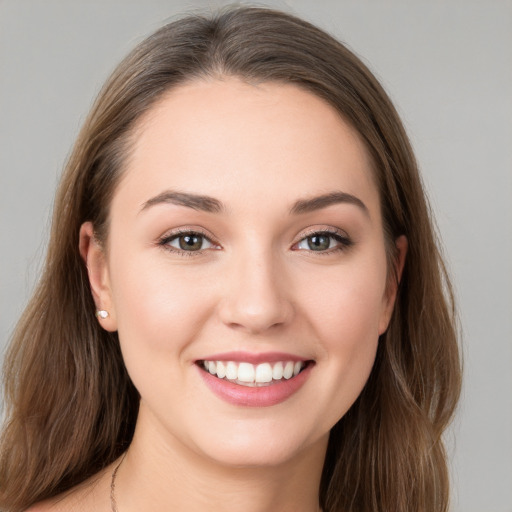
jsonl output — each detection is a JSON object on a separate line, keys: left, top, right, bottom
{"left": 378, "top": 235, "right": 408, "bottom": 334}
{"left": 79, "top": 222, "right": 117, "bottom": 331}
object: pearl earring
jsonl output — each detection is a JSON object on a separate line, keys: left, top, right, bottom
{"left": 95, "top": 309, "right": 109, "bottom": 319}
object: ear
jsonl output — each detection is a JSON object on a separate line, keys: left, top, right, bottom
{"left": 79, "top": 222, "right": 117, "bottom": 332}
{"left": 378, "top": 235, "right": 408, "bottom": 334}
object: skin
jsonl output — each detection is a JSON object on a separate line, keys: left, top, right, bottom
{"left": 33, "top": 78, "right": 406, "bottom": 511}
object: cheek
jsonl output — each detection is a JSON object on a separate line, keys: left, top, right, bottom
{"left": 301, "top": 255, "right": 388, "bottom": 342}
{"left": 107, "top": 253, "right": 221, "bottom": 416}
{"left": 108, "top": 249, "right": 216, "bottom": 357}
{"left": 296, "top": 255, "right": 387, "bottom": 416}
{"left": 314, "top": 278, "right": 383, "bottom": 370}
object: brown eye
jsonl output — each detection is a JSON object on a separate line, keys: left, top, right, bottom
{"left": 164, "top": 232, "right": 215, "bottom": 252}
{"left": 178, "top": 234, "right": 203, "bottom": 251}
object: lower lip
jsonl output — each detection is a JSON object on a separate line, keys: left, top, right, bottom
{"left": 197, "top": 363, "right": 313, "bottom": 407}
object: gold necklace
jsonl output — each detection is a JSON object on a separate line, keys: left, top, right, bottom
{"left": 110, "top": 454, "right": 126, "bottom": 512}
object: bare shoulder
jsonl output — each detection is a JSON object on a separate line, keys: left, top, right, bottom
{"left": 24, "top": 496, "right": 85, "bottom": 512}
{"left": 24, "top": 465, "right": 112, "bottom": 512}
{"left": 24, "top": 502, "right": 57, "bottom": 512}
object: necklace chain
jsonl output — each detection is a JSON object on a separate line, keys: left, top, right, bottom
{"left": 110, "top": 454, "right": 125, "bottom": 512}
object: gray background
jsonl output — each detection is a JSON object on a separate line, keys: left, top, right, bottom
{"left": 1, "top": 1, "right": 511, "bottom": 510}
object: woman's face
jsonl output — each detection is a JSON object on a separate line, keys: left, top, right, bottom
{"left": 84, "top": 78, "right": 401, "bottom": 468}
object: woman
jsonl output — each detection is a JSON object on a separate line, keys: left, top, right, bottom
{"left": 0, "top": 7, "right": 461, "bottom": 512}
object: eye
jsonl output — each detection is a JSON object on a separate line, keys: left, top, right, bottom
{"left": 295, "top": 231, "right": 352, "bottom": 252}
{"left": 160, "top": 231, "right": 217, "bottom": 253}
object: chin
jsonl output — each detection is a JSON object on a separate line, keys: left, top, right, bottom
{"left": 189, "top": 423, "right": 326, "bottom": 469}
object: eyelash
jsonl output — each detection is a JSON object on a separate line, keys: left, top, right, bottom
{"left": 292, "top": 228, "right": 353, "bottom": 255}
{"left": 157, "top": 228, "right": 219, "bottom": 257}
{"left": 157, "top": 228, "right": 353, "bottom": 257}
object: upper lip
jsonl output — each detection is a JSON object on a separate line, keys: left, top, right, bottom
{"left": 196, "top": 351, "right": 310, "bottom": 365}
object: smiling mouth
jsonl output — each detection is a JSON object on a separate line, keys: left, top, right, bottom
{"left": 197, "top": 360, "right": 312, "bottom": 387}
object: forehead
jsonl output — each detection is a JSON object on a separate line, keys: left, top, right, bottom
{"left": 115, "top": 78, "right": 379, "bottom": 218}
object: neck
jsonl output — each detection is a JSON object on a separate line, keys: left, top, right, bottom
{"left": 114, "top": 406, "right": 327, "bottom": 512}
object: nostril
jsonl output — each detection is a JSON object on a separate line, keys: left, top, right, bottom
{"left": 218, "top": 294, "right": 294, "bottom": 334}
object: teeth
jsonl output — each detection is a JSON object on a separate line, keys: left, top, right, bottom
{"left": 272, "top": 362, "right": 283, "bottom": 380}
{"left": 283, "top": 361, "right": 294, "bottom": 379}
{"left": 238, "top": 362, "right": 255, "bottom": 383}
{"left": 255, "top": 363, "right": 273, "bottom": 383}
{"left": 216, "top": 361, "right": 226, "bottom": 379}
{"left": 201, "top": 359, "right": 306, "bottom": 385}
{"left": 225, "top": 361, "right": 238, "bottom": 380}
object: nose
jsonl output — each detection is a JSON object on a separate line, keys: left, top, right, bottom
{"left": 217, "top": 250, "right": 294, "bottom": 335}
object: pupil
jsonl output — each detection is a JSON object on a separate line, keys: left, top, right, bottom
{"left": 308, "top": 235, "right": 330, "bottom": 251}
{"left": 179, "top": 235, "right": 202, "bottom": 251}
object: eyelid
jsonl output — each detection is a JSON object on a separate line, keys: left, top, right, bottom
{"left": 294, "top": 226, "right": 350, "bottom": 243}
{"left": 291, "top": 226, "right": 353, "bottom": 252}
{"left": 157, "top": 227, "right": 221, "bottom": 255}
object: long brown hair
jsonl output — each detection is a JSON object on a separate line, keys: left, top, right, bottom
{"left": 0, "top": 7, "right": 461, "bottom": 511}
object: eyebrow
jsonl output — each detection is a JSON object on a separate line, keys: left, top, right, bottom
{"left": 289, "top": 191, "right": 369, "bottom": 216}
{"left": 140, "top": 191, "right": 224, "bottom": 213}
{"left": 140, "top": 189, "right": 368, "bottom": 216}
